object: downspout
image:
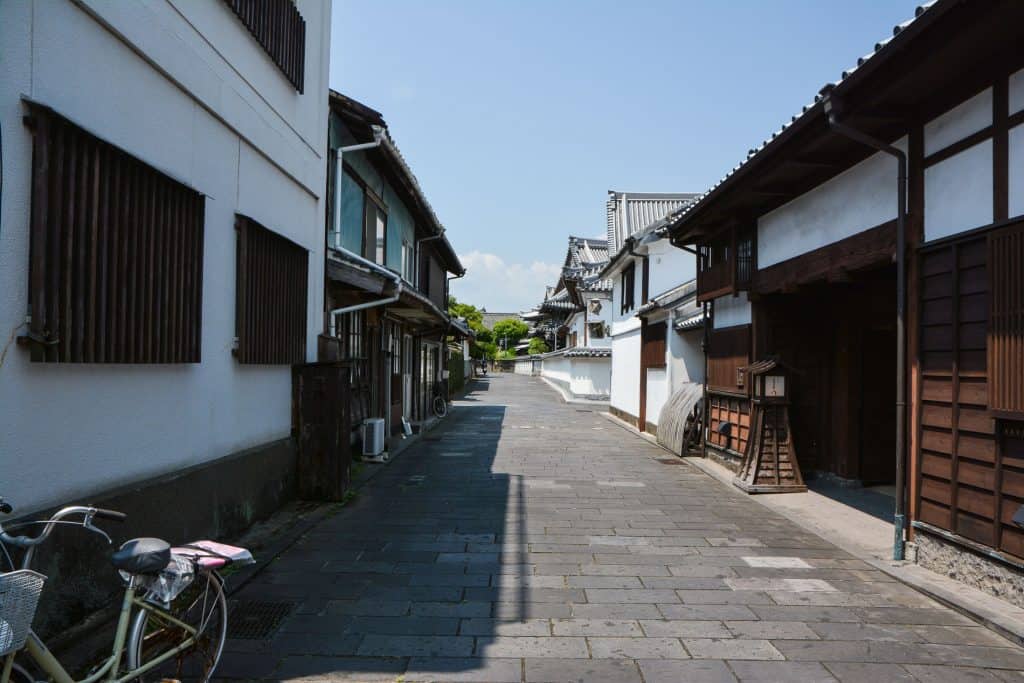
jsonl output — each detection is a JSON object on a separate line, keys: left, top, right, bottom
{"left": 823, "top": 91, "right": 908, "bottom": 562}
{"left": 328, "top": 127, "right": 397, "bottom": 337}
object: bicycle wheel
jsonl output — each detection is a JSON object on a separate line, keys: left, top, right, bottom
{"left": 126, "top": 570, "right": 227, "bottom": 682}
{"left": 432, "top": 395, "right": 448, "bottom": 418}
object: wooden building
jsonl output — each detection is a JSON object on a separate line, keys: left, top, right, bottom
{"left": 667, "top": 0, "right": 1024, "bottom": 599}
{"left": 324, "top": 92, "right": 466, "bottom": 443}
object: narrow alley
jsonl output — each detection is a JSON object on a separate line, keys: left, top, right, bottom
{"left": 219, "top": 374, "right": 1024, "bottom": 682}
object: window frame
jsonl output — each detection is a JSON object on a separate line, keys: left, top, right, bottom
{"left": 620, "top": 262, "right": 636, "bottom": 314}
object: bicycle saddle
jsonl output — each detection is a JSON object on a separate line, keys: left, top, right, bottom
{"left": 111, "top": 537, "right": 171, "bottom": 574}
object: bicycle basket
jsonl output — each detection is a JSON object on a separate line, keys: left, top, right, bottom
{"left": 0, "top": 570, "right": 46, "bottom": 656}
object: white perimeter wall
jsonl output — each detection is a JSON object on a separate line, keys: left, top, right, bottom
{"left": 0, "top": 0, "right": 330, "bottom": 514}
{"left": 610, "top": 327, "right": 641, "bottom": 417}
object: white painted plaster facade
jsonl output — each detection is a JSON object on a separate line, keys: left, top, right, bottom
{"left": 713, "top": 293, "right": 752, "bottom": 329}
{"left": 0, "top": 1, "right": 331, "bottom": 514}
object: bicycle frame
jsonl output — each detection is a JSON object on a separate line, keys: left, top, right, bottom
{"left": 1, "top": 581, "right": 199, "bottom": 683}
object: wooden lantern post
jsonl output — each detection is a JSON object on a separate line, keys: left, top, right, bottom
{"left": 733, "top": 357, "right": 807, "bottom": 494}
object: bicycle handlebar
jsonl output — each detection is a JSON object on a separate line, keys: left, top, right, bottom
{"left": 0, "top": 504, "right": 126, "bottom": 548}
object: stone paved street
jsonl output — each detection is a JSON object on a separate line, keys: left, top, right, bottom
{"left": 219, "top": 374, "right": 1024, "bottom": 682}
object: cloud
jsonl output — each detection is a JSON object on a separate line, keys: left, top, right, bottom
{"left": 451, "top": 251, "right": 561, "bottom": 313}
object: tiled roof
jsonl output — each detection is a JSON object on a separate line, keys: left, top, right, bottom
{"left": 607, "top": 192, "right": 700, "bottom": 253}
{"left": 667, "top": 1, "right": 941, "bottom": 237}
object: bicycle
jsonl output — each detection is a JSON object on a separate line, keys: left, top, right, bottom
{"left": 431, "top": 380, "right": 449, "bottom": 418}
{"left": 0, "top": 496, "right": 252, "bottom": 683}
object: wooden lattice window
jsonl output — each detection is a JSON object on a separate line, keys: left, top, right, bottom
{"left": 989, "top": 221, "right": 1024, "bottom": 417}
{"left": 224, "top": 0, "right": 306, "bottom": 92}
{"left": 24, "top": 103, "right": 205, "bottom": 363}
{"left": 235, "top": 215, "right": 308, "bottom": 364}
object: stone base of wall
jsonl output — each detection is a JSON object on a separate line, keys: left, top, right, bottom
{"left": 17, "top": 438, "right": 297, "bottom": 639}
{"left": 705, "top": 443, "right": 743, "bottom": 473}
{"left": 915, "top": 528, "right": 1024, "bottom": 610}
{"left": 610, "top": 405, "right": 639, "bottom": 429}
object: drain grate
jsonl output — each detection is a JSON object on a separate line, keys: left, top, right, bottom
{"left": 227, "top": 600, "right": 296, "bottom": 639}
{"left": 657, "top": 458, "right": 685, "bottom": 465}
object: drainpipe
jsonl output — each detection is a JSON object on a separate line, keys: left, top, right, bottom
{"left": 334, "top": 130, "right": 385, "bottom": 250}
{"left": 822, "top": 90, "right": 908, "bottom": 562}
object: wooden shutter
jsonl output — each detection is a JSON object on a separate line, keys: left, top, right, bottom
{"left": 25, "top": 104, "right": 205, "bottom": 363}
{"left": 235, "top": 215, "right": 308, "bottom": 364}
{"left": 223, "top": 0, "right": 306, "bottom": 92}
{"left": 707, "top": 324, "right": 751, "bottom": 394}
{"left": 989, "top": 222, "right": 1024, "bottom": 417}
{"left": 641, "top": 321, "right": 667, "bottom": 369}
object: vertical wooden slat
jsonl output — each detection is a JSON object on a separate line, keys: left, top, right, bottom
{"left": 86, "top": 139, "right": 101, "bottom": 361}
{"left": 96, "top": 145, "right": 110, "bottom": 363}
{"left": 28, "top": 113, "right": 51, "bottom": 363}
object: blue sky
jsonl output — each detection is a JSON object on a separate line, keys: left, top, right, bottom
{"left": 331, "top": 1, "right": 918, "bottom": 313}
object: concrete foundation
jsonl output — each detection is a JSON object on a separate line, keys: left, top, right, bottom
{"left": 916, "top": 529, "right": 1024, "bottom": 610}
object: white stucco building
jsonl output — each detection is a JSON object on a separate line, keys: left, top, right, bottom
{"left": 0, "top": 1, "right": 331, "bottom": 520}
{"left": 602, "top": 192, "right": 703, "bottom": 435}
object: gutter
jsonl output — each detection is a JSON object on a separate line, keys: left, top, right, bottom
{"left": 822, "top": 88, "right": 908, "bottom": 562}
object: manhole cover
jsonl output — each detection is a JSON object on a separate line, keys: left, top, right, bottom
{"left": 657, "top": 458, "right": 685, "bottom": 465}
{"left": 227, "top": 600, "right": 296, "bottom": 639}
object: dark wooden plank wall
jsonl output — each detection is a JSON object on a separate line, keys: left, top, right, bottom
{"left": 988, "top": 221, "right": 1024, "bottom": 417}
{"left": 26, "top": 105, "right": 205, "bottom": 363}
{"left": 224, "top": 0, "right": 306, "bottom": 92}
{"left": 235, "top": 215, "right": 308, "bottom": 364}
{"left": 917, "top": 232, "right": 1024, "bottom": 559}
{"left": 707, "top": 324, "right": 751, "bottom": 394}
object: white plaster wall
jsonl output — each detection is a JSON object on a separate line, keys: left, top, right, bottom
{"left": 924, "top": 141, "right": 993, "bottom": 242}
{"left": 610, "top": 257, "right": 641, "bottom": 337}
{"left": 610, "top": 327, "right": 641, "bottom": 417}
{"left": 757, "top": 140, "right": 905, "bottom": 268}
{"left": 584, "top": 292, "right": 613, "bottom": 348}
{"left": 0, "top": 0, "right": 330, "bottom": 514}
{"left": 570, "top": 358, "right": 611, "bottom": 398}
{"left": 1011, "top": 68, "right": 1024, "bottom": 116}
{"left": 646, "top": 240, "right": 696, "bottom": 299}
{"left": 924, "top": 88, "right": 991, "bottom": 157}
{"left": 669, "top": 326, "right": 705, "bottom": 390}
{"left": 514, "top": 360, "right": 534, "bottom": 376}
{"left": 541, "top": 354, "right": 570, "bottom": 386}
{"left": 645, "top": 368, "right": 668, "bottom": 426}
{"left": 1010, "top": 124, "right": 1024, "bottom": 219}
{"left": 713, "top": 293, "right": 751, "bottom": 329}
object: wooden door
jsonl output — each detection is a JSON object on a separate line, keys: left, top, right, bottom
{"left": 293, "top": 363, "right": 352, "bottom": 501}
{"left": 640, "top": 321, "right": 667, "bottom": 430}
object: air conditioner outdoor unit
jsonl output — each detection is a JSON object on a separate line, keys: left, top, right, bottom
{"left": 362, "top": 418, "right": 386, "bottom": 459}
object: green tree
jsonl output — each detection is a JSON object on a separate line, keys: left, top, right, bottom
{"left": 528, "top": 337, "right": 550, "bottom": 355}
{"left": 491, "top": 318, "right": 529, "bottom": 351}
{"left": 447, "top": 296, "right": 484, "bottom": 331}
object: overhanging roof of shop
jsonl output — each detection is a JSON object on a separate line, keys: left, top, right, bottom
{"left": 667, "top": 0, "right": 1024, "bottom": 245}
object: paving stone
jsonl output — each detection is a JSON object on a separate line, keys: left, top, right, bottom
{"left": 637, "top": 659, "right": 738, "bottom": 683}
{"left": 273, "top": 655, "right": 407, "bottom": 681}
{"left": 551, "top": 618, "right": 644, "bottom": 636}
{"left": 566, "top": 575, "right": 643, "bottom": 588}
{"left": 475, "top": 636, "right": 589, "bottom": 658}
{"left": 492, "top": 602, "right": 573, "bottom": 619}
{"left": 524, "top": 657, "right": 643, "bottom": 682}
{"left": 324, "top": 599, "right": 411, "bottom": 616}
{"left": 639, "top": 619, "right": 731, "bottom": 638}
{"left": 822, "top": 662, "right": 916, "bottom": 682}
{"left": 658, "top": 604, "right": 760, "bottom": 621}
{"left": 726, "top": 620, "right": 819, "bottom": 640}
{"left": 727, "top": 660, "right": 837, "bottom": 681}
{"left": 902, "top": 665, "right": 1004, "bottom": 681}
{"left": 460, "top": 618, "right": 551, "bottom": 636}
{"left": 584, "top": 588, "right": 682, "bottom": 603}
{"left": 411, "top": 601, "right": 492, "bottom": 618}
{"left": 587, "top": 636, "right": 689, "bottom": 659}
{"left": 344, "top": 616, "right": 460, "bottom": 635}
{"left": 677, "top": 589, "right": 774, "bottom": 605}
{"left": 683, "top": 638, "right": 785, "bottom": 660}
{"left": 356, "top": 634, "right": 474, "bottom": 658}
{"left": 570, "top": 603, "right": 663, "bottom": 619}
{"left": 404, "top": 657, "right": 522, "bottom": 682}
